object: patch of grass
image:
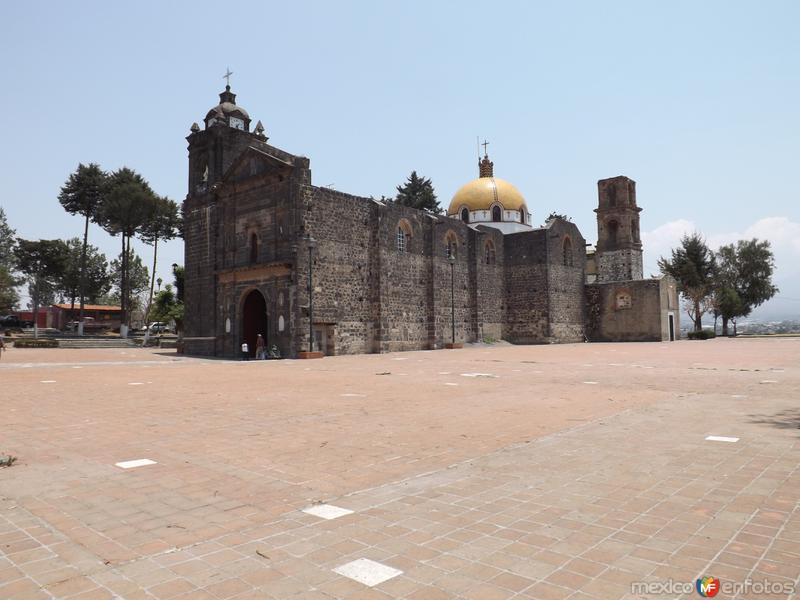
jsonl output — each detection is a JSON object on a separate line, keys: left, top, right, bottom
{"left": 0, "top": 455, "right": 17, "bottom": 468}
{"left": 687, "top": 330, "right": 716, "bottom": 340}
{"left": 13, "top": 338, "right": 59, "bottom": 348}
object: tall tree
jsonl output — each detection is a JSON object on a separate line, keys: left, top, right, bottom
{"left": 658, "top": 233, "right": 716, "bottom": 332}
{"left": 57, "top": 163, "right": 107, "bottom": 329}
{"left": 172, "top": 264, "right": 185, "bottom": 302}
{"left": 0, "top": 208, "right": 20, "bottom": 312}
{"left": 714, "top": 239, "right": 778, "bottom": 335}
{"left": 14, "top": 239, "right": 69, "bottom": 337}
{"left": 97, "top": 168, "right": 156, "bottom": 329}
{"left": 395, "top": 171, "right": 441, "bottom": 214}
{"left": 0, "top": 267, "right": 19, "bottom": 314}
{"left": 140, "top": 196, "right": 181, "bottom": 323}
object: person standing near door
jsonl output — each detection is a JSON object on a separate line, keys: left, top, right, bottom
{"left": 255, "top": 334, "right": 266, "bottom": 360}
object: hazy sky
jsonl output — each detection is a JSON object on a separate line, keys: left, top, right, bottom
{"left": 2, "top": 1, "right": 798, "bottom": 319}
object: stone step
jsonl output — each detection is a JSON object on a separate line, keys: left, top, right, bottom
{"left": 56, "top": 338, "right": 140, "bottom": 349}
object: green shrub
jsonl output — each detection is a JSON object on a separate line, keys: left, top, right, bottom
{"left": 13, "top": 338, "right": 59, "bottom": 348}
{"left": 687, "top": 330, "right": 716, "bottom": 340}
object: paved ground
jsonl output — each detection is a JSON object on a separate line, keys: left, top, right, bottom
{"left": 0, "top": 338, "right": 798, "bottom": 599}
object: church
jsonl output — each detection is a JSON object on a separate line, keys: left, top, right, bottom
{"left": 182, "top": 86, "right": 679, "bottom": 358}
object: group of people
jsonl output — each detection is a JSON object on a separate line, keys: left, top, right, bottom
{"left": 241, "top": 334, "right": 279, "bottom": 360}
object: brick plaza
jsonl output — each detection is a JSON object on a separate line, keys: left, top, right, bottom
{"left": 1, "top": 338, "right": 798, "bottom": 599}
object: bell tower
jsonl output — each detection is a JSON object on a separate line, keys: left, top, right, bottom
{"left": 594, "top": 176, "right": 643, "bottom": 282}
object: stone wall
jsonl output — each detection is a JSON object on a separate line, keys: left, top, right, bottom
{"left": 503, "top": 230, "right": 550, "bottom": 343}
{"left": 585, "top": 276, "right": 679, "bottom": 342}
{"left": 546, "top": 220, "right": 587, "bottom": 342}
{"left": 596, "top": 249, "right": 644, "bottom": 283}
{"left": 502, "top": 219, "right": 585, "bottom": 343}
{"left": 301, "top": 190, "right": 507, "bottom": 354}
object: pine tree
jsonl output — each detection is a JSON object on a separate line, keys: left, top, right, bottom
{"left": 395, "top": 171, "right": 441, "bottom": 214}
{"left": 714, "top": 239, "right": 778, "bottom": 335}
{"left": 0, "top": 208, "right": 20, "bottom": 312}
{"left": 58, "top": 163, "right": 108, "bottom": 327}
{"left": 658, "top": 233, "right": 716, "bottom": 331}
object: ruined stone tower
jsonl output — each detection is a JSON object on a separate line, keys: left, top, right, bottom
{"left": 594, "top": 176, "right": 643, "bottom": 282}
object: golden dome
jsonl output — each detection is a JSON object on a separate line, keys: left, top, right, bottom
{"left": 448, "top": 177, "right": 526, "bottom": 214}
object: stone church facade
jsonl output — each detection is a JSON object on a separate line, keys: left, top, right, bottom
{"left": 182, "top": 87, "right": 679, "bottom": 358}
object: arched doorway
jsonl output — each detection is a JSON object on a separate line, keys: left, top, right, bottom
{"left": 242, "top": 289, "right": 267, "bottom": 357}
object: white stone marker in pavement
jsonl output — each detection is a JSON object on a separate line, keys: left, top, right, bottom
{"left": 705, "top": 436, "right": 740, "bottom": 443}
{"left": 302, "top": 504, "right": 354, "bottom": 520}
{"left": 115, "top": 459, "right": 157, "bottom": 469}
{"left": 333, "top": 558, "right": 403, "bottom": 587}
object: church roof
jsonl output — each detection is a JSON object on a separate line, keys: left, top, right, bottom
{"left": 205, "top": 85, "right": 250, "bottom": 120}
{"left": 447, "top": 152, "right": 527, "bottom": 214}
{"left": 448, "top": 176, "right": 526, "bottom": 213}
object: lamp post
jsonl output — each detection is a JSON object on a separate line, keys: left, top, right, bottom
{"left": 448, "top": 253, "right": 456, "bottom": 346}
{"left": 307, "top": 236, "right": 317, "bottom": 353}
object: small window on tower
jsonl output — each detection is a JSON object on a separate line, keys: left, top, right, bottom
{"left": 607, "top": 220, "right": 619, "bottom": 247}
{"left": 492, "top": 205, "right": 502, "bottom": 222}
{"left": 249, "top": 233, "right": 258, "bottom": 264}
{"left": 562, "top": 237, "right": 573, "bottom": 267}
{"left": 484, "top": 240, "right": 496, "bottom": 265}
{"left": 460, "top": 207, "right": 470, "bottom": 223}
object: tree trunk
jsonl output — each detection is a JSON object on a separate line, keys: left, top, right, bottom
{"left": 733, "top": 320, "right": 738, "bottom": 337}
{"left": 120, "top": 234, "right": 126, "bottom": 330}
{"left": 721, "top": 316, "right": 729, "bottom": 337}
{"left": 145, "top": 237, "right": 158, "bottom": 324}
{"left": 125, "top": 235, "right": 133, "bottom": 327}
{"left": 78, "top": 213, "right": 89, "bottom": 335}
{"left": 694, "top": 300, "right": 702, "bottom": 332}
{"left": 32, "top": 277, "right": 39, "bottom": 339}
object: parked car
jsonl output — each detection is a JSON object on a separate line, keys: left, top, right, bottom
{"left": 0, "top": 315, "right": 34, "bottom": 328}
{"left": 147, "top": 321, "right": 170, "bottom": 334}
{"left": 66, "top": 317, "right": 95, "bottom": 330}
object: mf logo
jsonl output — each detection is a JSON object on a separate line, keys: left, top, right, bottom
{"left": 696, "top": 576, "right": 720, "bottom": 597}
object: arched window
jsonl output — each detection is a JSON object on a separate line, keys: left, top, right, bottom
{"left": 484, "top": 240, "right": 496, "bottom": 265}
{"left": 607, "top": 185, "right": 617, "bottom": 207}
{"left": 519, "top": 209, "right": 525, "bottom": 224}
{"left": 444, "top": 230, "right": 458, "bottom": 259}
{"left": 562, "top": 237, "right": 573, "bottom": 267}
{"left": 492, "top": 205, "right": 502, "bottom": 222}
{"left": 249, "top": 233, "right": 258, "bottom": 264}
{"left": 396, "top": 220, "right": 412, "bottom": 253}
{"left": 460, "top": 207, "right": 470, "bottom": 223}
{"left": 607, "top": 220, "right": 619, "bottom": 247}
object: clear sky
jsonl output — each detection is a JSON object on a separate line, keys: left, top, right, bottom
{"left": 2, "top": 1, "right": 798, "bottom": 319}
